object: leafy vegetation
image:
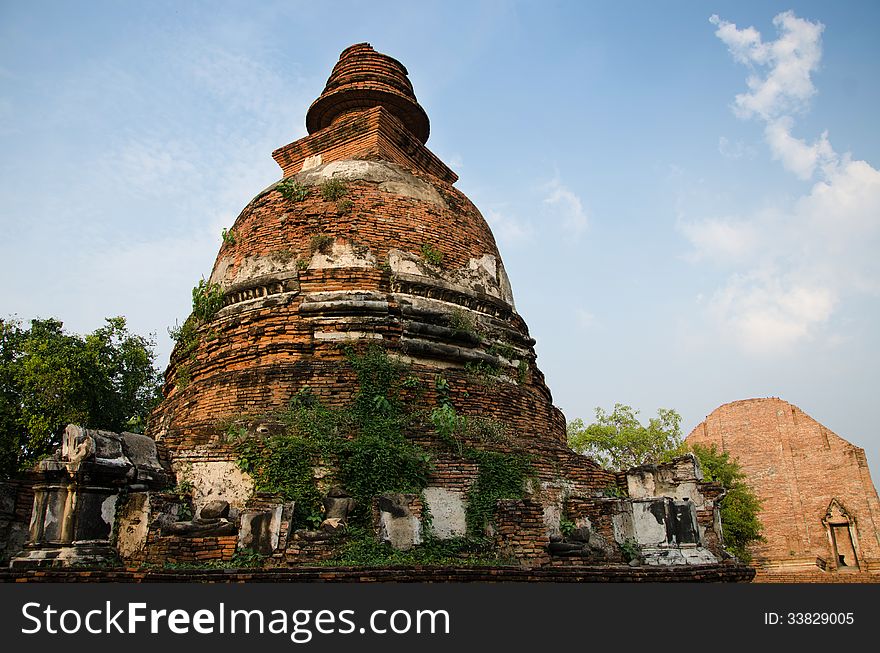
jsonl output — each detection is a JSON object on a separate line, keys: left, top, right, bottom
{"left": 620, "top": 537, "right": 641, "bottom": 562}
{"left": 326, "top": 527, "right": 508, "bottom": 566}
{"left": 310, "top": 233, "right": 334, "bottom": 255}
{"left": 277, "top": 178, "right": 309, "bottom": 202}
{"left": 320, "top": 178, "right": 348, "bottom": 201}
{"left": 0, "top": 316, "right": 161, "bottom": 477}
{"left": 191, "top": 278, "right": 225, "bottom": 323}
{"left": 421, "top": 243, "right": 443, "bottom": 266}
{"left": 487, "top": 339, "right": 516, "bottom": 360}
{"left": 448, "top": 308, "right": 477, "bottom": 336}
{"left": 516, "top": 359, "right": 528, "bottom": 384}
{"left": 221, "top": 227, "right": 236, "bottom": 245}
{"left": 233, "top": 347, "right": 431, "bottom": 528}
{"left": 232, "top": 346, "right": 527, "bottom": 545}
{"left": 464, "top": 361, "right": 501, "bottom": 384}
{"left": 464, "top": 449, "right": 530, "bottom": 533}
{"left": 429, "top": 397, "right": 529, "bottom": 534}
{"left": 690, "top": 443, "right": 765, "bottom": 561}
{"left": 567, "top": 403, "right": 686, "bottom": 471}
{"left": 336, "top": 198, "right": 354, "bottom": 215}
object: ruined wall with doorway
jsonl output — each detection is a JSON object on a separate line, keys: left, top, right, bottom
{"left": 687, "top": 397, "right": 880, "bottom": 580}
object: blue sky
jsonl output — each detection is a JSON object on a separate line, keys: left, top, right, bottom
{"left": 2, "top": 1, "right": 879, "bottom": 480}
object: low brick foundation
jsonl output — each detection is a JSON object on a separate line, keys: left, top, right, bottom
{"left": 0, "top": 563, "right": 754, "bottom": 583}
{"left": 136, "top": 536, "right": 238, "bottom": 566}
{"left": 753, "top": 570, "right": 880, "bottom": 583}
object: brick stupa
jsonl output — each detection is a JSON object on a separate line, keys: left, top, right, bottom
{"left": 148, "top": 43, "right": 604, "bottom": 491}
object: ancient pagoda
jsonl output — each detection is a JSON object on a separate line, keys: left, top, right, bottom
{"left": 5, "top": 45, "right": 749, "bottom": 580}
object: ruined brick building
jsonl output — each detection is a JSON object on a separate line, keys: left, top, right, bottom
{"left": 2, "top": 44, "right": 751, "bottom": 581}
{"left": 687, "top": 398, "right": 880, "bottom": 582}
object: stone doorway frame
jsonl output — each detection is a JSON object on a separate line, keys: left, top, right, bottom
{"left": 822, "top": 498, "right": 862, "bottom": 572}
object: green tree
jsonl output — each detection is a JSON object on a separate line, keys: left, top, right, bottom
{"left": 690, "top": 442, "right": 765, "bottom": 562}
{"left": 567, "top": 403, "right": 686, "bottom": 471}
{"left": 568, "top": 404, "right": 764, "bottom": 561}
{"left": 0, "top": 316, "right": 162, "bottom": 478}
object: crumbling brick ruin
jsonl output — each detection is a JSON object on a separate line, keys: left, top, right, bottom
{"left": 2, "top": 44, "right": 750, "bottom": 581}
{"left": 687, "top": 398, "right": 880, "bottom": 582}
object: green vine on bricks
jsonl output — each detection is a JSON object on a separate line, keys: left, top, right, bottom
{"left": 221, "top": 227, "right": 236, "bottom": 245}
{"left": 448, "top": 308, "right": 478, "bottom": 337}
{"left": 168, "top": 317, "right": 199, "bottom": 356}
{"left": 175, "top": 364, "right": 192, "bottom": 390}
{"left": 421, "top": 243, "right": 443, "bottom": 266}
{"left": 320, "top": 178, "right": 348, "bottom": 201}
{"left": 169, "top": 480, "right": 194, "bottom": 521}
{"left": 600, "top": 484, "right": 625, "bottom": 498}
{"left": 517, "top": 359, "right": 528, "bottom": 384}
{"left": 428, "top": 397, "right": 529, "bottom": 535}
{"left": 310, "top": 233, "right": 334, "bottom": 255}
{"left": 236, "top": 432, "right": 325, "bottom": 526}
{"left": 336, "top": 198, "right": 354, "bottom": 215}
{"left": 192, "top": 278, "right": 225, "bottom": 323}
{"left": 487, "top": 339, "right": 516, "bottom": 360}
{"left": 170, "top": 275, "right": 224, "bottom": 391}
{"left": 620, "top": 537, "right": 641, "bottom": 562}
{"left": 464, "top": 449, "right": 531, "bottom": 534}
{"left": 277, "top": 178, "right": 309, "bottom": 202}
{"left": 559, "top": 516, "right": 576, "bottom": 538}
{"left": 324, "top": 527, "right": 506, "bottom": 567}
{"left": 232, "top": 346, "right": 432, "bottom": 529}
{"left": 464, "top": 361, "right": 501, "bottom": 385}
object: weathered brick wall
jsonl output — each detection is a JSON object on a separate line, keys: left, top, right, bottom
{"left": 283, "top": 535, "right": 341, "bottom": 564}
{"left": 138, "top": 536, "right": 238, "bottom": 566}
{"left": 493, "top": 499, "right": 550, "bottom": 566}
{"left": 565, "top": 497, "right": 627, "bottom": 563}
{"left": 148, "top": 163, "right": 569, "bottom": 457}
{"left": 687, "top": 398, "right": 880, "bottom": 577}
{"left": 273, "top": 106, "right": 456, "bottom": 183}
{"left": 0, "top": 479, "right": 34, "bottom": 565}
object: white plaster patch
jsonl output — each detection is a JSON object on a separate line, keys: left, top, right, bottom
{"left": 378, "top": 512, "right": 422, "bottom": 551}
{"left": 314, "top": 331, "right": 384, "bottom": 341}
{"left": 213, "top": 253, "right": 300, "bottom": 287}
{"left": 100, "top": 494, "right": 118, "bottom": 526}
{"left": 309, "top": 241, "right": 376, "bottom": 269}
{"left": 388, "top": 248, "right": 515, "bottom": 306}
{"left": 171, "top": 459, "right": 255, "bottom": 512}
{"left": 299, "top": 160, "right": 446, "bottom": 208}
{"left": 631, "top": 501, "right": 669, "bottom": 547}
{"left": 115, "top": 493, "right": 150, "bottom": 560}
{"left": 423, "top": 487, "right": 467, "bottom": 539}
{"left": 302, "top": 154, "right": 322, "bottom": 171}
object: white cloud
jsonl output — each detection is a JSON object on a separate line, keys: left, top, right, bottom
{"left": 707, "top": 271, "right": 835, "bottom": 354}
{"left": 678, "top": 216, "right": 759, "bottom": 264}
{"left": 764, "top": 117, "right": 835, "bottom": 179}
{"left": 686, "top": 12, "right": 880, "bottom": 354}
{"left": 543, "top": 178, "right": 588, "bottom": 237}
{"left": 710, "top": 11, "right": 823, "bottom": 121}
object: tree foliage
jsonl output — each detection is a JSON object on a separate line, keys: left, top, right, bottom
{"left": 568, "top": 404, "right": 764, "bottom": 561}
{"left": 567, "top": 403, "right": 686, "bottom": 471}
{"left": 690, "top": 443, "right": 765, "bottom": 562}
{"left": 0, "top": 316, "right": 162, "bottom": 478}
